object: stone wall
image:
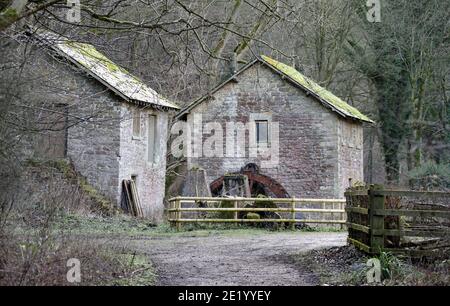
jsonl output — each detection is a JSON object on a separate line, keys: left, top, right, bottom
{"left": 65, "top": 87, "right": 122, "bottom": 206}
{"left": 10, "top": 45, "right": 123, "bottom": 204}
{"left": 119, "top": 104, "right": 169, "bottom": 222}
{"left": 31, "top": 55, "right": 124, "bottom": 206}
{"left": 12, "top": 43, "right": 170, "bottom": 221}
{"left": 186, "top": 63, "right": 363, "bottom": 198}
{"left": 337, "top": 120, "right": 364, "bottom": 196}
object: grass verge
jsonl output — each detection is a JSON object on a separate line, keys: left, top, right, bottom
{"left": 291, "top": 245, "right": 450, "bottom": 286}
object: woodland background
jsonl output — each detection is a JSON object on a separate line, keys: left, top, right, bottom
{"left": 1, "top": 0, "right": 449, "bottom": 190}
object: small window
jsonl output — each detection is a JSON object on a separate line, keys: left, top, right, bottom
{"left": 132, "top": 109, "right": 141, "bottom": 138}
{"left": 255, "top": 120, "right": 268, "bottom": 144}
{"left": 148, "top": 115, "right": 158, "bottom": 163}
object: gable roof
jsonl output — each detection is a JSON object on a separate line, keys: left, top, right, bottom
{"left": 176, "top": 55, "right": 373, "bottom": 123}
{"left": 260, "top": 56, "right": 373, "bottom": 122}
{"left": 33, "top": 30, "right": 179, "bottom": 110}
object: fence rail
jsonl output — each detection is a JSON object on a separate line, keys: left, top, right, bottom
{"left": 168, "top": 197, "right": 346, "bottom": 230}
{"left": 346, "top": 185, "right": 450, "bottom": 256}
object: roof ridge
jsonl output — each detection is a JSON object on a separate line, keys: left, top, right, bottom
{"left": 176, "top": 56, "right": 373, "bottom": 122}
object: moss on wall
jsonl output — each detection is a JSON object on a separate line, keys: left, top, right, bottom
{"left": 25, "top": 158, "right": 116, "bottom": 215}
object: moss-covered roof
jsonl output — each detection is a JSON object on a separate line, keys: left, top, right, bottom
{"left": 176, "top": 57, "right": 373, "bottom": 122}
{"left": 35, "top": 30, "right": 179, "bottom": 110}
{"left": 260, "top": 55, "right": 373, "bottom": 123}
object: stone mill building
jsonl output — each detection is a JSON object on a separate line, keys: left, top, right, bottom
{"left": 26, "top": 30, "right": 179, "bottom": 221}
{"left": 175, "top": 55, "right": 373, "bottom": 199}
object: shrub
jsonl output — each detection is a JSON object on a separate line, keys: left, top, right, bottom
{"left": 378, "top": 251, "right": 403, "bottom": 280}
{"left": 0, "top": 162, "right": 146, "bottom": 286}
{"left": 408, "top": 161, "right": 449, "bottom": 190}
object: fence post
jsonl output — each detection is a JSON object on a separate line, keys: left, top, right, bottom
{"left": 169, "top": 199, "right": 174, "bottom": 228}
{"left": 234, "top": 200, "right": 238, "bottom": 220}
{"left": 291, "top": 198, "right": 296, "bottom": 230}
{"left": 176, "top": 199, "right": 181, "bottom": 231}
{"left": 369, "top": 184, "right": 385, "bottom": 254}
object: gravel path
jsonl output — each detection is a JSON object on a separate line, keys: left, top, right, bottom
{"left": 127, "top": 231, "right": 347, "bottom": 286}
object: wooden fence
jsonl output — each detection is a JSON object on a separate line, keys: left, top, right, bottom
{"left": 168, "top": 197, "right": 346, "bottom": 230}
{"left": 346, "top": 185, "right": 450, "bottom": 256}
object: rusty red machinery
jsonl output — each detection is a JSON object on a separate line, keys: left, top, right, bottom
{"left": 210, "top": 163, "right": 290, "bottom": 198}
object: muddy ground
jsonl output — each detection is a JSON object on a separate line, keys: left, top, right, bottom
{"left": 124, "top": 231, "right": 347, "bottom": 286}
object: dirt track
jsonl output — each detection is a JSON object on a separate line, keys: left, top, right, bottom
{"left": 128, "top": 231, "right": 347, "bottom": 286}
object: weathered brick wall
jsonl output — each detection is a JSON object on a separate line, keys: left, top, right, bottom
{"left": 119, "top": 105, "right": 169, "bottom": 223}
{"left": 186, "top": 63, "right": 363, "bottom": 198}
{"left": 337, "top": 120, "right": 364, "bottom": 196}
